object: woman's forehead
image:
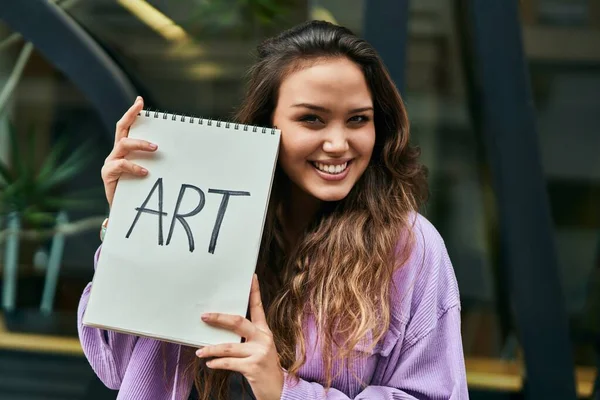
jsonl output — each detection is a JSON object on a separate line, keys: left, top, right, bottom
{"left": 277, "top": 58, "right": 372, "bottom": 108}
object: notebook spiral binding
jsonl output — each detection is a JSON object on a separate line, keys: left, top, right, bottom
{"left": 139, "top": 109, "right": 277, "bottom": 135}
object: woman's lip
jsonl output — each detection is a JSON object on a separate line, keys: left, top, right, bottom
{"left": 311, "top": 162, "right": 351, "bottom": 181}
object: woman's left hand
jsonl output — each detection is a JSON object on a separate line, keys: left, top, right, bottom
{"left": 196, "top": 275, "right": 284, "bottom": 400}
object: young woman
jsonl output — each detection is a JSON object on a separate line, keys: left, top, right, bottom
{"left": 78, "top": 20, "right": 468, "bottom": 400}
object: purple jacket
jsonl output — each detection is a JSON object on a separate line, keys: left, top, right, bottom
{"left": 78, "top": 214, "right": 468, "bottom": 399}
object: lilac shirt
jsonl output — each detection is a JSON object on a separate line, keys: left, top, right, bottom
{"left": 78, "top": 214, "right": 468, "bottom": 399}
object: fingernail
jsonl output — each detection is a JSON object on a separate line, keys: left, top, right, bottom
{"left": 136, "top": 96, "right": 142, "bottom": 102}
{"left": 149, "top": 143, "right": 157, "bottom": 150}
{"left": 201, "top": 314, "right": 210, "bottom": 321}
{"left": 195, "top": 349, "right": 203, "bottom": 357}
{"left": 141, "top": 168, "right": 148, "bottom": 175}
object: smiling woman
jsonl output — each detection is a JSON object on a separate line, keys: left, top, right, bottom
{"left": 77, "top": 20, "right": 467, "bottom": 400}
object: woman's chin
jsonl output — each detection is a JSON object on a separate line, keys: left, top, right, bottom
{"left": 308, "top": 186, "right": 352, "bottom": 202}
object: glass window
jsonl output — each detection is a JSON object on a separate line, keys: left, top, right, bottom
{"left": 67, "top": 0, "right": 309, "bottom": 119}
{"left": 521, "top": 0, "right": 600, "bottom": 374}
{"left": 0, "top": 20, "right": 107, "bottom": 330}
{"left": 404, "top": 2, "right": 504, "bottom": 360}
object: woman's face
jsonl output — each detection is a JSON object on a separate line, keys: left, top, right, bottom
{"left": 273, "top": 57, "right": 376, "bottom": 203}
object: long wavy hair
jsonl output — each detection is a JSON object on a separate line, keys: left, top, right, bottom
{"left": 191, "top": 20, "right": 428, "bottom": 399}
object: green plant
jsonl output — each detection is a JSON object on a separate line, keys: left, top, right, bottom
{"left": 177, "top": 0, "right": 293, "bottom": 36}
{"left": 0, "top": 121, "right": 104, "bottom": 228}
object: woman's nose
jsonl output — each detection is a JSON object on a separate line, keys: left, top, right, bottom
{"left": 322, "top": 128, "right": 349, "bottom": 154}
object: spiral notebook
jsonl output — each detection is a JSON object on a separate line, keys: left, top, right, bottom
{"left": 83, "top": 110, "right": 280, "bottom": 347}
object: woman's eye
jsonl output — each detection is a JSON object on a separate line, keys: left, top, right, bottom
{"left": 348, "top": 115, "right": 370, "bottom": 124}
{"left": 299, "top": 114, "right": 323, "bottom": 124}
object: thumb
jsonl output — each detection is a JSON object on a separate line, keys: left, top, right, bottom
{"left": 249, "top": 274, "right": 268, "bottom": 331}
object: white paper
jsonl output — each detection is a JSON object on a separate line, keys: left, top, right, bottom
{"left": 83, "top": 113, "right": 280, "bottom": 347}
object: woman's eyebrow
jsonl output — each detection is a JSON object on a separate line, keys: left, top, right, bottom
{"left": 291, "top": 103, "right": 373, "bottom": 113}
{"left": 349, "top": 106, "right": 374, "bottom": 113}
{"left": 292, "top": 103, "right": 331, "bottom": 113}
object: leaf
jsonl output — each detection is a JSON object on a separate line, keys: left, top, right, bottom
{"left": 36, "top": 134, "right": 70, "bottom": 183}
{"left": 0, "top": 158, "right": 12, "bottom": 184}
{"left": 22, "top": 123, "right": 36, "bottom": 184}
{"left": 39, "top": 185, "right": 105, "bottom": 210}
{"left": 38, "top": 165, "right": 81, "bottom": 192}
{"left": 40, "top": 196, "right": 105, "bottom": 211}
{"left": 7, "top": 121, "right": 23, "bottom": 178}
{"left": 63, "top": 186, "right": 105, "bottom": 198}
{"left": 37, "top": 140, "right": 94, "bottom": 192}
{"left": 22, "top": 210, "right": 57, "bottom": 226}
{"left": 3, "top": 179, "right": 23, "bottom": 201}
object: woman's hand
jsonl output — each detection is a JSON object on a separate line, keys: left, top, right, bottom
{"left": 101, "top": 96, "right": 158, "bottom": 208}
{"left": 196, "top": 275, "right": 284, "bottom": 400}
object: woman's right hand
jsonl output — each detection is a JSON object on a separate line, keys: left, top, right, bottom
{"left": 101, "top": 96, "right": 158, "bottom": 208}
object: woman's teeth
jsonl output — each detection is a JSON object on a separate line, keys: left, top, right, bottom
{"left": 313, "top": 161, "right": 348, "bottom": 175}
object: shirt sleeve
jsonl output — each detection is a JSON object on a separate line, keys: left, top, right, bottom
{"left": 77, "top": 245, "right": 139, "bottom": 390}
{"left": 280, "top": 305, "right": 467, "bottom": 399}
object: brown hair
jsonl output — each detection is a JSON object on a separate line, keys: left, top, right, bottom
{"left": 193, "top": 20, "right": 428, "bottom": 399}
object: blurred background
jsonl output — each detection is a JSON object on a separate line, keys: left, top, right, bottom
{"left": 0, "top": 0, "right": 598, "bottom": 399}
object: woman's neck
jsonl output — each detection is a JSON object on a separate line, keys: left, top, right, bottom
{"left": 281, "top": 183, "right": 322, "bottom": 248}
